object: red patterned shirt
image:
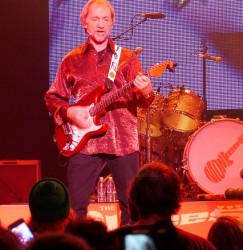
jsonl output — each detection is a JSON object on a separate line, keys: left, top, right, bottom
{"left": 45, "top": 38, "right": 154, "bottom": 156}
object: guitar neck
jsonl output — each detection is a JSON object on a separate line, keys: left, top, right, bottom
{"left": 89, "top": 60, "right": 176, "bottom": 117}
{"left": 90, "top": 81, "right": 134, "bottom": 116}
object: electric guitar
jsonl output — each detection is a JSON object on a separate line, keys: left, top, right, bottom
{"left": 54, "top": 60, "right": 176, "bottom": 157}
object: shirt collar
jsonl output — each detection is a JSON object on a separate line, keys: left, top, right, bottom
{"left": 82, "top": 37, "right": 116, "bottom": 54}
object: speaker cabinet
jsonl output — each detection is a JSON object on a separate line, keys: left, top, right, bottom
{"left": 0, "top": 160, "right": 41, "bottom": 204}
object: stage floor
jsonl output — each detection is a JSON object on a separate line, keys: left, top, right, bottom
{"left": 0, "top": 199, "right": 242, "bottom": 238}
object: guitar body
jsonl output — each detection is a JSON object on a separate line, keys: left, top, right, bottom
{"left": 55, "top": 85, "right": 108, "bottom": 157}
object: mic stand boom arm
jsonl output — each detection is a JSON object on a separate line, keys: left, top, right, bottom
{"left": 112, "top": 17, "right": 148, "bottom": 41}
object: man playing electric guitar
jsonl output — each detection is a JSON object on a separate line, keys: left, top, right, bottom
{"left": 45, "top": 0, "right": 154, "bottom": 226}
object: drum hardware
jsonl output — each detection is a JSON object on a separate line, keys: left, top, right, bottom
{"left": 145, "top": 106, "right": 152, "bottom": 163}
{"left": 180, "top": 159, "right": 188, "bottom": 179}
{"left": 184, "top": 182, "right": 202, "bottom": 199}
{"left": 144, "top": 107, "right": 168, "bottom": 163}
{"left": 178, "top": 163, "right": 202, "bottom": 198}
{"left": 211, "top": 114, "right": 227, "bottom": 120}
{"left": 138, "top": 92, "right": 166, "bottom": 164}
{"left": 178, "top": 84, "right": 185, "bottom": 94}
{"left": 196, "top": 193, "right": 225, "bottom": 201}
{"left": 166, "top": 128, "right": 192, "bottom": 147}
{"left": 155, "top": 82, "right": 174, "bottom": 93}
{"left": 137, "top": 91, "right": 165, "bottom": 138}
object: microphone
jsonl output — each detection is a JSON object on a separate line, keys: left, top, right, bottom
{"left": 196, "top": 53, "right": 222, "bottom": 63}
{"left": 138, "top": 12, "right": 166, "bottom": 19}
{"left": 134, "top": 47, "right": 143, "bottom": 55}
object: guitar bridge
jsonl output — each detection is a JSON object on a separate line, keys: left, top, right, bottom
{"left": 62, "top": 123, "right": 80, "bottom": 152}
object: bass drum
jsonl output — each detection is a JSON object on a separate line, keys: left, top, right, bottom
{"left": 183, "top": 118, "right": 243, "bottom": 194}
{"left": 162, "top": 87, "right": 205, "bottom": 132}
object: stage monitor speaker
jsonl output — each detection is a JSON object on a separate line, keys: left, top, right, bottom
{"left": 0, "top": 160, "right": 41, "bottom": 204}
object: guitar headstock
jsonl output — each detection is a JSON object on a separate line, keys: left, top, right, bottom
{"left": 148, "top": 60, "right": 177, "bottom": 77}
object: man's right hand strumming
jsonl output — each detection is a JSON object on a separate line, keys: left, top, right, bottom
{"left": 67, "top": 105, "right": 92, "bottom": 129}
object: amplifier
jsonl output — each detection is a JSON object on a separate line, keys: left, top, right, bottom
{"left": 0, "top": 160, "right": 41, "bottom": 204}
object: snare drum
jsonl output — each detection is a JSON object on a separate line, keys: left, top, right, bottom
{"left": 183, "top": 118, "right": 243, "bottom": 194}
{"left": 162, "top": 87, "right": 205, "bottom": 132}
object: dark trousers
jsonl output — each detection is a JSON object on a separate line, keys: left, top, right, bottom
{"left": 67, "top": 151, "right": 139, "bottom": 226}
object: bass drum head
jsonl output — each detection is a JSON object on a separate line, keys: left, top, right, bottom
{"left": 183, "top": 118, "right": 243, "bottom": 194}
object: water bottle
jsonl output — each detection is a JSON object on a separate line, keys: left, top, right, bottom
{"left": 106, "top": 176, "right": 116, "bottom": 202}
{"left": 113, "top": 185, "right": 117, "bottom": 202}
{"left": 97, "top": 177, "right": 107, "bottom": 202}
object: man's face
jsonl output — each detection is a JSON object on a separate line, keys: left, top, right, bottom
{"left": 84, "top": 4, "right": 113, "bottom": 45}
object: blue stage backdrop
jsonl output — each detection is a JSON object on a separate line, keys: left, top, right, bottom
{"left": 49, "top": 0, "right": 243, "bottom": 110}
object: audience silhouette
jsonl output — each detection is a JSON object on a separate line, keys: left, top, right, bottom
{"left": 27, "top": 178, "right": 76, "bottom": 234}
{"left": 25, "top": 232, "right": 90, "bottom": 250}
{"left": 107, "top": 161, "right": 216, "bottom": 250}
{"left": 0, "top": 225, "right": 23, "bottom": 250}
{"left": 65, "top": 217, "right": 108, "bottom": 250}
{"left": 2, "top": 163, "right": 241, "bottom": 250}
{"left": 207, "top": 216, "right": 243, "bottom": 250}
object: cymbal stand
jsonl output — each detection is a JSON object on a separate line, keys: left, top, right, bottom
{"left": 145, "top": 107, "right": 152, "bottom": 163}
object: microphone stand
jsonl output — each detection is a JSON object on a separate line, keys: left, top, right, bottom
{"left": 112, "top": 15, "right": 151, "bottom": 163}
{"left": 112, "top": 17, "right": 148, "bottom": 41}
{"left": 200, "top": 38, "right": 208, "bottom": 120}
{"left": 182, "top": 39, "right": 209, "bottom": 196}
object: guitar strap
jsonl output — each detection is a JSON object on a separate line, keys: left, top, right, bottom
{"left": 106, "top": 44, "right": 122, "bottom": 91}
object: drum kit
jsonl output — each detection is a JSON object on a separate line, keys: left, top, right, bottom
{"left": 138, "top": 39, "right": 243, "bottom": 197}
{"left": 138, "top": 85, "right": 243, "bottom": 197}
